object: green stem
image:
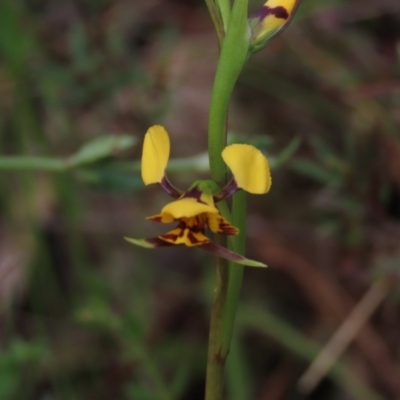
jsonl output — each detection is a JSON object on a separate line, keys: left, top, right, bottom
{"left": 207, "top": 0, "right": 249, "bottom": 186}
{"left": 225, "top": 191, "right": 247, "bottom": 344}
{"left": 205, "top": 193, "right": 247, "bottom": 400}
{"left": 205, "top": 1, "right": 249, "bottom": 399}
{"left": 205, "top": 253, "right": 229, "bottom": 400}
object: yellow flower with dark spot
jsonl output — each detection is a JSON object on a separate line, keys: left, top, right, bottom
{"left": 249, "top": 0, "right": 299, "bottom": 53}
{"left": 125, "top": 125, "right": 272, "bottom": 267}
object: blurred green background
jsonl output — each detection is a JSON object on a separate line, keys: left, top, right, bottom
{"left": 1, "top": 0, "right": 400, "bottom": 399}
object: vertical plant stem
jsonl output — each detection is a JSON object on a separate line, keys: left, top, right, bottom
{"left": 225, "top": 191, "right": 247, "bottom": 342}
{"left": 205, "top": 253, "right": 229, "bottom": 400}
{"left": 205, "top": 1, "right": 249, "bottom": 399}
{"left": 207, "top": 0, "right": 249, "bottom": 185}
{"left": 205, "top": 192, "right": 248, "bottom": 400}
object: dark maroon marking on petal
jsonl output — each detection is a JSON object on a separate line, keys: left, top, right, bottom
{"left": 178, "top": 228, "right": 186, "bottom": 238}
{"left": 187, "top": 231, "right": 206, "bottom": 245}
{"left": 147, "top": 215, "right": 163, "bottom": 222}
{"left": 157, "top": 217, "right": 209, "bottom": 245}
{"left": 251, "top": 5, "right": 289, "bottom": 21}
{"left": 181, "top": 186, "right": 204, "bottom": 201}
{"left": 187, "top": 231, "right": 196, "bottom": 244}
{"left": 177, "top": 220, "right": 185, "bottom": 227}
{"left": 217, "top": 219, "right": 239, "bottom": 235}
{"left": 159, "top": 233, "right": 180, "bottom": 243}
{"left": 191, "top": 220, "right": 206, "bottom": 234}
{"left": 176, "top": 217, "right": 205, "bottom": 233}
{"left": 146, "top": 237, "right": 175, "bottom": 247}
{"left": 213, "top": 179, "right": 239, "bottom": 202}
{"left": 200, "top": 242, "right": 251, "bottom": 262}
{"left": 159, "top": 175, "right": 182, "bottom": 198}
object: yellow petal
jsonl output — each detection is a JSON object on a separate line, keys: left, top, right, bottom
{"left": 161, "top": 198, "right": 218, "bottom": 219}
{"left": 141, "top": 125, "right": 170, "bottom": 185}
{"left": 146, "top": 213, "right": 175, "bottom": 223}
{"left": 254, "top": 0, "right": 297, "bottom": 30}
{"left": 222, "top": 144, "right": 271, "bottom": 194}
{"left": 263, "top": 0, "right": 296, "bottom": 9}
{"left": 207, "top": 213, "right": 239, "bottom": 235}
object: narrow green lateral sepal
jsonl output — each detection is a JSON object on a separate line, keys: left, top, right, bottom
{"left": 124, "top": 237, "right": 163, "bottom": 248}
{"left": 201, "top": 242, "right": 267, "bottom": 267}
{"left": 125, "top": 237, "right": 266, "bottom": 267}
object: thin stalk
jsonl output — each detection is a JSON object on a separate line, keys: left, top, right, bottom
{"left": 226, "top": 327, "right": 251, "bottom": 400}
{"left": 205, "top": 252, "right": 230, "bottom": 400}
{"left": 207, "top": 0, "right": 249, "bottom": 185}
{"left": 225, "top": 191, "right": 246, "bottom": 344}
{"left": 208, "top": 192, "right": 248, "bottom": 400}
{"left": 205, "top": 0, "right": 249, "bottom": 399}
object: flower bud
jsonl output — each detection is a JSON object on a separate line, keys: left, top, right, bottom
{"left": 248, "top": 0, "right": 298, "bottom": 53}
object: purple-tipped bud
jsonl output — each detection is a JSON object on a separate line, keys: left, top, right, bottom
{"left": 249, "top": 0, "right": 299, "bottom": 53}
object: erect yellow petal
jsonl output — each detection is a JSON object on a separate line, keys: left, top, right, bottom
{"left": 161, "top": 198, "right": 218, "bottom": 219}
{"left": 222, "top": 144, "right": 271, "bottom": 194}
{"left": 141, "top": 125, "right": 170, "bottom": 185}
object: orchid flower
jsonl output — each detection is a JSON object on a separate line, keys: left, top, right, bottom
{"left": 125, "top": 125, "right": 272, "bottom": 267}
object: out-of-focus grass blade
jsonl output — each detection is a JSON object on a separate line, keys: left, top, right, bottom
{"left": 0, "top": 340, "right": 47, "bottom": 399}
{"left": 290, "top": 158, "right": 343, "bottom": 186}
{"left": 270, "top": 137, "right": 302, "bottom": 169}
{"left": 75, "top": 169, "right": 143, "bottom": 192}
{"left": 238, "top": 306, "right": 385, "bottom": 400}
{"left": 309, "top": 137, "right": 349, "bottom": 174}
{"left": 68, "top": 135, "right": 136, "bottom": 167}
{"left": 309, "top": 137, "right": 338, "bottom": 161}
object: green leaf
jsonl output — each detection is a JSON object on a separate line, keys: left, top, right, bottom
{"left": 216, "top": 0, "right": 231, "bottom": 30}
{"left": 0, "top": 371, "right": 17, "bottom": 398}
{"left": 309, "top": 137, "right": 349, "bottom": 173}
{"left": 68, "top": 135, "right": 136, "bottom": 167}
{"left": 309, "top": 137, "right": 338, "bottom": 161}
{"left": 76, "top": 169, "right": 143, "bottom": 192}
{"left": 270, "top": 137, "right": 301, "bottom": 169}
{"left": 290, "top": 158, "right": 342, "bottom": 186}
